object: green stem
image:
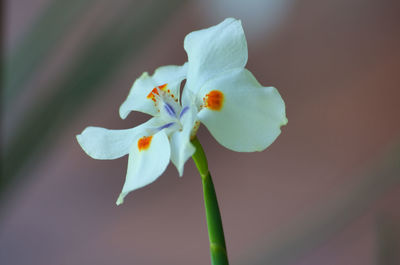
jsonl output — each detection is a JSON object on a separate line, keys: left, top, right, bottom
{"left": 191, "top": 137, "right": 229, "bottom": 265}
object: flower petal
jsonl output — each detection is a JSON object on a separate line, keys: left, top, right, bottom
{"left": 116, "top": 129, "right": 171, "bottom": 205}
{"left": 76, "top": 118, "right": 157, "bottom": 160}
{"left": 119, "top": 63, "right": 187, "bottom": 119}
{"left": 184, "top": 18, "right": 248, "bottom": 95}
{"left": 170, "top": 105, "right": 197, "bottom": 176}
{"left": 197, "top": 68, "right": 287, "bottom": 152}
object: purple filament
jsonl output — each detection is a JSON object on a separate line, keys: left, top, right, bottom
{"left": 164, "top": 103, "right": 176, "bottom": 117}
{"left": 158, "top": 122, "right": 175, "bottom": 131}
{"left": 179, "top": 106, "right": 189, "bottom": 118}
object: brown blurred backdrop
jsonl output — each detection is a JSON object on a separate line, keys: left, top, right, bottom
{"left": 2, "top": 0, "right": 400, "bottom": 264}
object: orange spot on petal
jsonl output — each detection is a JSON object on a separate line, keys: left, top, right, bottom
{"left": 159, "top": 84, "right": 167, "bottom": 90}
{"left": 204, "top": 90, "right": 224, "bottom": 111}
{"left": 146, "top": 84, "right": 168, "bottom": 100}
{"left": 138, "top": 136, "right": 153, "bottom": 151}
{"left": 147, "top": 88, "right": 158, "bottom": 100}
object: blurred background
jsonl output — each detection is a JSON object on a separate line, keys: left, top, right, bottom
{"left": 1, "top": 0, "right": 400, "bottom": 264}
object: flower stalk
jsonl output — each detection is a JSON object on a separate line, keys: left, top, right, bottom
{"left": 192, "top": 137, "right": 229, "bottom": 265}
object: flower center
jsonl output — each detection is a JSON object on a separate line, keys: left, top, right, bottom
{"left": 147, "top": 84, "right": 192, "bottom": 135}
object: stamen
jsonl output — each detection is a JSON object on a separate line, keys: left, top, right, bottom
{"left": 179, "top": 106, "right": 189, "bottom": 118}
{"left": 158, "top": 122, "right": 175, "bottom": 131}
{"left": 164, "top": 103, "right": 176, "bottom": 117}
{"left": 158, "top": 84, "right": 167, "bottom": 90}
{"left": 147, "top": 84, "right": 168, "bottom": 102}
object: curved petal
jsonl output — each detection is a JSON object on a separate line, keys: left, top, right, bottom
{"left": 119, "top": 63, "right": 187, "bottom": 119}
{"left": 184, "top": 18, "right": 248, "bottom": 95}
{"left": 170, "top": 105, "right": 197, "bottom": 176}
{"left": 76, "top": 118, "right": 157, "bottom": 160}
{"left": 116, "top": 129, "right": 171, "bottom": 205}
{"left": 197, "top": 68, "right": 287, "bottom": 152}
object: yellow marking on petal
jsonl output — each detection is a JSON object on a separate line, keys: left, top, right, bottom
{"left": 204, "top": 90, "right": 224, "bottom": 111}
{"left": 146, "top": 84, "right": 168, "bottom": 102}
{"left": 190, "top": 120, "right": 201, "bottom": 140}
{"left": 138, "top": 136, "right": 153, "bottom": 151}
{"left": 146, "top": 88, "right": 158, "bottom": 102}
{"left": 159, "top": 84, "right": 167, "bottom": 90}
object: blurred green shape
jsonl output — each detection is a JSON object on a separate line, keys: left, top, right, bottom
{"left": 3, "top": 0, "right": 95, "bottom": 106}
{"left": 192, "top": 138, "right": 230, "bottom": 265}
{"left": 1, "top": 0, "right": 188, "bottom": 195}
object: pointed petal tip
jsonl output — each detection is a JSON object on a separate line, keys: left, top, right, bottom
{"left": 116, "top": 193, "right": 125, "bottom": 205}
{"left": 282, "top": 117, "right": 288, "bottom": 126}
{"left": 119, "top": 107, "right": 128, "bottom": 120}
{"left": 224, "top": 17, "right": 244, "bottom": 30}
{"left": 178, "top": 167, "right": 184, "bottom": 177}
{"left": 223, "top": 17, "right": 240, "bottom": 23}
{"left": 75, "top": 133, "right": 86, "bottom": 152}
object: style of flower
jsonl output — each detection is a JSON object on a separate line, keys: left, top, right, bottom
{"left": 76, "top": 18, "right": 287, "bottom": 205}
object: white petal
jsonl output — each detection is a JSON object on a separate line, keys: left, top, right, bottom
{"left": 184, "top": 18, "right": 248, "bottom": 95}
{"left": 170, "top": 105, "right": 197, "bottom": 176}
{"left": 181, "top": 83, "right": 198, "bottom": 111}
{"left": 197, "top": 68, "right": 287, "bottom": 152}
{"left": 116, "top": 130, "right": 171, "bottom": 205}
{"left": 119, "top": 63, "right": 187, "bottom": 119}
{"left": 76, "top": 118, "right": 157, "bottom": 160}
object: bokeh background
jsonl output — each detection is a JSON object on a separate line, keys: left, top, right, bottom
{"left": 2, "top": 0, "right": 400, "bottom": 264}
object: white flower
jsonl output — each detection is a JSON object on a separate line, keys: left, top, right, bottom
{"left": 76, "top": 18, "right": 287, "bottom": 205}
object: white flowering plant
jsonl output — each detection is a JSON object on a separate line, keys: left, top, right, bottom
{"left": 77, "top": 18, "right": 287, "bottom": 265}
